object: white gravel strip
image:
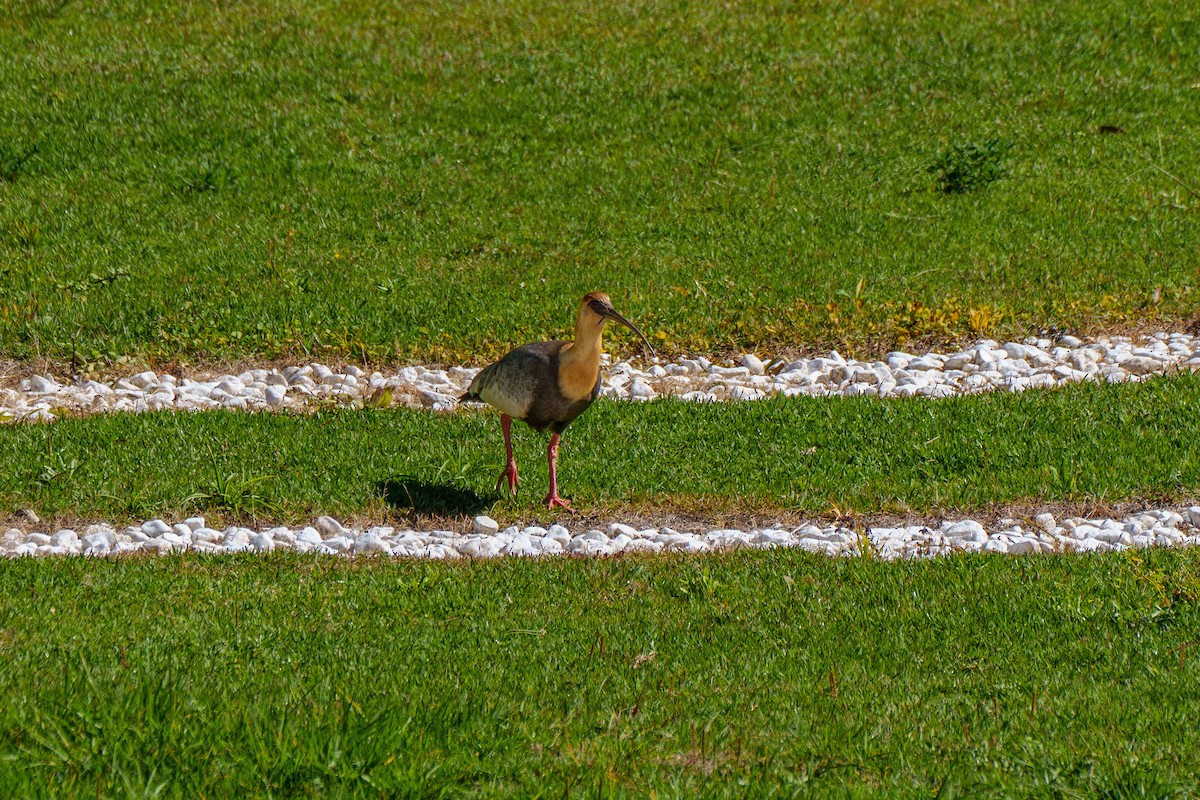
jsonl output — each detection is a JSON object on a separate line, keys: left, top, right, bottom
{"left": 2, "top": 332, "right": 1198, "bottom": 422}
{"left": 5, "top": 508, "right": 1199, "bottom": 560}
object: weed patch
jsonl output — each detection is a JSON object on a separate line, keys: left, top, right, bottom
{"left": 929, "top": 139, "right": 1013, "bottom": 194}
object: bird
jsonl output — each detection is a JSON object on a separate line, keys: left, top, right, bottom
{"left": 460, "top": 291, "right": 653, "bottom": 509}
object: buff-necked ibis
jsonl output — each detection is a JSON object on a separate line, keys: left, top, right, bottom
{"left": 460, "top": 291, "right": 653, "bottom": 509}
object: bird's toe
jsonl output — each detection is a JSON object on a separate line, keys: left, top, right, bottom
{"left": 496, "top": 464, "right": 519, "bottom": 496}
{"left": 544, "top": 494, "right": 573, "bottom": 511}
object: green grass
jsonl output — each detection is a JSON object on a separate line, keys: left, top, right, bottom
{"left": 1, "top": 0, "right": 1198, "bottom": 366}
{"left": 3, "top": 3, "right": 1198, "bottom": 792}
{"left": 2, "top": 549, "right": 1198, "bottom": 797}
{"left": 3, "top": 375, "right": 1197, "bottom": 525}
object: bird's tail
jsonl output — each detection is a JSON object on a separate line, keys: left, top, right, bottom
{"left": 460, "top": 367, "right": 489, "bottom": 403}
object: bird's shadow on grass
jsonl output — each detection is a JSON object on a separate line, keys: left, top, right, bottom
{"left": 375, "top": 475, "right": 491, "bottom": 520}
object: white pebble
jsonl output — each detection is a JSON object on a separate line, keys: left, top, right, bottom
{"left": 50, "top": 529, "right": 79, "bottom": 548}
{"left": 353, "top": 533, "right": 389, "bottom": 555}
{"left": 296, "top": 527, "right": 322, "bottom": 547}
{"left": 142, "top": 519, "right": 171, "bottom": 536}
{"left": 322, "top": 536, "right": 352, "bottom": 554}
{"left": 192, "top": 527, "right": 223, "bottom": 543}
{"left": 248, "top": 532, "right": 275, "bottom": 553}
{"left": 456, "top": 538, "right": 501, "bottom": 558}
{"left": 315, "top": 516, "right": 347, "bottom": 537}
{"left": 128, "top": 371, "right": 159, "bottom": 389}
{"left": 742, "top": 354, "right": 766, "bottom": 375}
{"left": 472, "top": 515, "right": 500, "bottom": 536}
{"left": 943, "top": 520, "right": 988, "bottom": 543}
{"left": 265, "top": 386, "right": 287, "bottom": 407}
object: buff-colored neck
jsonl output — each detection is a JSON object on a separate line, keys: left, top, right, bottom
{"left": 558, "top": 307, "right": 606, "bottom": 400}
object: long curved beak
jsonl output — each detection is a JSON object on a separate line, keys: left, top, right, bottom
{"left": 604, "top": 306, "right": 656, "bottom": 358}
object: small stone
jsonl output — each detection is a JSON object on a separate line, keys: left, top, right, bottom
{"left": 1033, "top": 513, "right": 1056, "bottom": 533}
{"left": 24, "top": 375, "right": 59, "bottom": 393}
{"left": 248, "top": 532, "right": 275, "bottom": 553}
{"left": 456, "top": 538, "right": 501, "bottom": 558}
{"left": 266, "top": 526, "right": 296, "bottom": 544}
{"left": 1121, "top": 356, "right": 1162, "bottom": 376}
{"left": 17, "top": 508, "right": 40, "bottom": 525}
{"left": 567, "top": 536, "right": 611, "bottom": 556}
{"left": 183, "top": 516, "right": 206, "bottom": 531}
{"left": 1158, "top": 510, "right": 1184, "bottom": 526}
{"left": 142, "top": 519, "right": 171, "bottom": 536}
{"left": 472, "top": 515, "right": 500, "bottom": 536}
{"left": 1008, "top": 538, "right": 1039, "bottom": 555}
{"left": 742, "top": 354, "right": 766, "bottom": 375}
{"left": 315, "top": 516, "right": 347, "bottom": 537}
{"left": 424, "top": 543, "right": 460, "bottom": 560}
{"left": 141, "top": 538, "right": 174, "bottom": 554}
{"left": 943, "top": 353, "right": 971, "bottom": 370}
{"left": 128, "top": 371, "right": 159, "bottom": 389}
{"left": 83, "top": 541, "right": 111, "bottom": 556}
{"left": 353, "top": 533, "right": 389, "bottom": 555}
{"left": 50, "top": 529, "right": 79, "bottom": 548}
{"left": 191, "top": 527, "right": 223, "bottom": 543}
{"left": 944, "top": 520, "right": 988, "bottom": 543}
{"left": 608, "top": 522, "right": 638, "bottom": 538}
{"left": 537, "top": 537, "right": 565, "bottom": 555}
{"left": 501, "top": 535, "right": 540, "bottom": 557}
{"left": 322, "top": 535, "right": 352, "bottom": 553}
{"left": 629, "top": 379, "right": 656, "bottom": 400}
{"left": 81, "top": 529, "right": 116, "bottom": 549}
{"left": 296, "top": 527, "right": 322, "bottom": 547}
{"left": 225, "top": 528, "right": 252, "bottom": 548}
{"left": 752, "top": 529, "right": 791, "bottom": 547}
{"left": 265, "top": 386, "right": 287, "bottom": 407}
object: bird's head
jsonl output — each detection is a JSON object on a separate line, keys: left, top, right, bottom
{"left": 579, "top": 291, "right": 655, "bottom": 356}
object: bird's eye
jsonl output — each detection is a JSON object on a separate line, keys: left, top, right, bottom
{"left": 588, "top": 300, "right": 609, "bottom": 316}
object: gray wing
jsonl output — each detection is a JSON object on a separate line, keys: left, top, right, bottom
{"left": 463, "top": 341, "right": 565, "bottom": 419}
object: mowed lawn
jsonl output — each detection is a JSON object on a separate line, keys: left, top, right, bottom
{"left": 0, "top": 375, "right": 1197, "bottom": 525}
{"left": 2, "top": 549, "right": 1199, "bottom": 798}
{"left": 0, "top": 0, "right": 1197, "bottom": 365}
{"left": 3, "top": 2, "right": 1200, "bottom": 796}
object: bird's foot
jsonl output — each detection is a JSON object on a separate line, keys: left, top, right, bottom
{"left": 544, "top": 493, "right": 573, "bottom": 511}
{"left": 495, "top": 462, "right": 519, "bottom": 496}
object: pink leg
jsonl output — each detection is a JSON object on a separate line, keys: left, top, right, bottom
{"left": 496, "top": 414, "right": 519, "bottom": 496}
{"left": 543, "top": 432, "right": 572, "bottom": 510}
